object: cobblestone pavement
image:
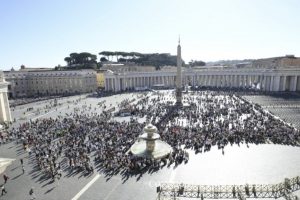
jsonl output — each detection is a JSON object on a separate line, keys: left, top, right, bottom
{"left": 1, "top": 92, "right": 300, "bottom": 200}
{"left": 243, "top": 94, "right": 300, "bottom": 129}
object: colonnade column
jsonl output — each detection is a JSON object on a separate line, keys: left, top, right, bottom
{"left": 290, "top": 76, "right": 297, "bottom": 91}
{"left": 263, "top": 76, "right": 267, "bottom": 91}
{"left": 266, "top": 76, "right": 269, "bottom": 91}
{"left": 104, "top": 79, "right": 108, "bottom": 91}
{"left": 0, "top": 94, "right": 5, "bottom": 122}
{"left": 281, "top": 76, "right": 286, "bottom": 91}
{"left": 210, "top": 75, "right": 213, "bottom": 86}
{"left": 297, "top": 76, "right": 300, "bottom": 91}
{"left": 204, "top": 75, "right": 208, "bottom": 86}
{"left": 272, "top": 76, "right": 280, "bottom": 91}
{"left": 240, "top": 75, "right": 244, "bottom": 88}
{"left": 0, "top": 86, "right": 12, "bottom": 122}
{"left": 234, "top": 75, "right": 238, "bottom": 88}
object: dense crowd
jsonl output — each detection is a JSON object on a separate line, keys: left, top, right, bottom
{"left": 133, "top": 91, "right": 300, "bottom": 153}
{"left": 6, "top": 90, "right": 300, "bottom": 181}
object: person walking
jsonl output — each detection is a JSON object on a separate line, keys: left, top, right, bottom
{"left": 3, "top": 174, "right": 9, "bottom": 184}
{"left": 20, "top": 158, "right": 24, "bottom": 166}
{"left": 29, "top": 187, "right": 36, "bottom": 199}
{"left": 1, "top": 184, "right": 7, "bottom": 196}
{"left": 22, "top": 165, "right": 25, "bottom": 174}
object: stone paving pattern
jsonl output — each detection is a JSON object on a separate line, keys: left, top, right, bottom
{"left": 0, "top": 92, "right": 300, "bottom": 200}
{"left": 243, "top": 93, "right": 300, "bottom": 129}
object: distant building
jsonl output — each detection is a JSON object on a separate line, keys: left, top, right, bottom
{"left": 104, "top": 47, "right": 300, "bottom": 92}
{"left": 4, "top": 69, "right": 97, "bottom": 98}
{"left": 252, "top": 55, "right": 300, "bottom": 68}
{"left": 236, "top": 62, "right": 251, "bottom": 68}
{"left": 19, "top": 65, "right": 53, "bottom": 71}
{"left": 96, "top": 69, "right": 106, "bottom": 88}
{"left": 105, "top": 65, "right": 300, "bottom": 92}
{"left": 101, "top": 64, "right": 156, "bottom": 73}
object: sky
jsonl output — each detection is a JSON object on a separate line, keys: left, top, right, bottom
{"left": 1, "top": 0, "right": 300, "bottom": 70}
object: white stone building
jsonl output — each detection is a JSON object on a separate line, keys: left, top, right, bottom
{"left": 252, "top": 55, "right": 300, "bottom": 69}
{"left": 104, "top": 50, "right": 300, "bottom": 92}
{"left": 105, "top": 66, "right": 300, "bottom": 92}
{"left": 4, "top": 70, "right": 97, "bottom": 98}
{"left": 0, "top": 71, "right": 12, "bottom": 122}
{"left": 101, "top": 64, "right": 156, "bottom": 73}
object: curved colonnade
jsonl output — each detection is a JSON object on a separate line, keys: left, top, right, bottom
{"left": 104, "top": 68, "right": 300, "bottom": 92}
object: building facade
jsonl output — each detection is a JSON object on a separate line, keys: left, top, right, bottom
{"left": 252, "top": 55, "right": 300, "bottom": 69}
{"left": 104, "top": 55, "right": 300, "bottom": 92}
{"left": 0, "top": 71, "right": 12, "bottom": 122}
{"left": 4, "top": 70, "right": 97, "bottom": 98}
{"left": 96, "top": 70, "right": 106, "bottom": 88}
{"left": 101, "top": 64, "right": 156, "bottom": 73}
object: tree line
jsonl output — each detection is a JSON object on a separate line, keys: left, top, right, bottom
{"left": 61, "top": 51, "right": 205, "bottom": 70}
{"left": 98, "top": 51, "right": 179, "bottom": 67}
{"left": 64, "top": 52, "right": 97, "bottom": 66}
{"left": 189, "top": 60, "right": 206, "bottom": 67}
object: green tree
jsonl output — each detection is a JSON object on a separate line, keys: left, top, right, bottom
{"left": 99, "top": 51, "right": 112, "bottom": 61}
{"left": 69, "top": 53, "right": 79, "bottom": 64}
{"left": 189, "top": 60, "right": 206, "bottom": 67}
{"left": 64, "top": 57, "right": 71, "bottom": 66}
{"left": 100, "top": 57, "right": 108, "bottom": 62}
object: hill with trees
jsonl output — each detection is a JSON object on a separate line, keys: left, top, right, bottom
{"left": 99, "top": 51, "right": 181, "bottom": 68}
{"left": 59, "top": 51, "right": 208, "bottom": 70}
{"left": 189, "top": 60, "right": 206, "bottom": 67}
{"left": 56, "top": 52, "right": 98, "bottom": 70}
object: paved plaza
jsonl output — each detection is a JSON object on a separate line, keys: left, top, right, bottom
{"left": 0, "top": 90, "right": 300, "bottom": 200}
{"left": 243, "top": 93, "right": 300, "bottom": 129}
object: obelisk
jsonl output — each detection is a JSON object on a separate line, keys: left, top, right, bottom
{"left": 176, "top": 38, "right": 183, "bottom": 106}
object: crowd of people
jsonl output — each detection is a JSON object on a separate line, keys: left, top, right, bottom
{"left": 131, "top": 90, "right": 300, "bottom": 154}
{"left": 5, "top": 90, "right": 300, "bottom": 181}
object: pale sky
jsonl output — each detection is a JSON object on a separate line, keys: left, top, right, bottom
{"left": 1, "top": 0, "right": 300, "bottom": 70}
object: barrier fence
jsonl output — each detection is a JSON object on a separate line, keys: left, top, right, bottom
{"left": 157, "top": 176, "right": 300, "bottom": 200}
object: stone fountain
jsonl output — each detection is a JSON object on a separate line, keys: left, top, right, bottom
{"left": 130, "top": 123, "right": 172, "bottom": 159}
